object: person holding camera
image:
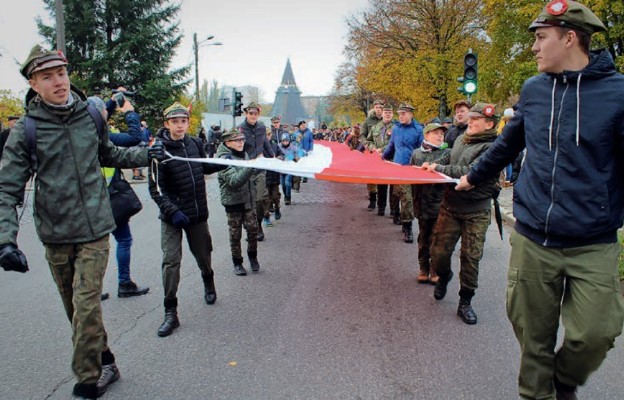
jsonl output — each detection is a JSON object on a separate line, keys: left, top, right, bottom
{"left": 95, "top": 88, "right": 150, "bottom": 299}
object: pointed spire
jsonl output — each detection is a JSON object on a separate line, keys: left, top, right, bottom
{"left": 281, "top": 58, "right": 297, "bottom": 87}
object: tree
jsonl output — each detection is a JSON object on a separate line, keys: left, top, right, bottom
{"left": 37, "top": 0, "right": 190, "bottom": 125}
{"left": 341, "top": 0, "right": 487, "bottom": 120}
{"left": 0, "top": 90, "right": 24, "bottom": 127}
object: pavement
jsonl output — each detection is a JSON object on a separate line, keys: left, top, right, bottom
{"left": 497, "top": 185, "right": 515, "bottom": 225}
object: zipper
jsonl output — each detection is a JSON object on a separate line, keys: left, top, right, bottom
{"left": 183, "top": 140, "right": 200, "bottom": 219}
{"left": 66, "top": 121, "right": 96, "bottom": 237}
{"left": 543, "top": 81, "right": 569, "bottom": 246}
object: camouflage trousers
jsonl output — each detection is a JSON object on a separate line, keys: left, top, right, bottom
{"left": 395, "top": 184, "right": 416, "bottom": 223}
{"left": 45, "top": 235, "right": 111, "bottom": 384}
{"left": 161, "top": 221, "right": 213, "bottom": 308}
{"left": 389, "top": 185, "right": 400, "bottom": 214}
{"left": 267, "top": 183, "right": 281, "bottom": 213}
{"left": 292, "top": 175, "right": 301, "bottom": 190}
{"left": 227, "top": 209, "right": 259, "bottom": 260}
{"left": 430, "top": 207, "right": 491, "bottom": 294}
{"left": 508, "top": 232, "right": 624, "bottom": 399}
{"left": 366, "top": 183, "right": 377, "bottom": 194}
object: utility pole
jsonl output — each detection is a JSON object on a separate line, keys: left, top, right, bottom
{"left": 193, "top": 33, "right": 222, "bottom": 103}
{"left": 194, "top": 33, "right": 199, "bottom": 102}
{"left": 55, "top": 0, "right": 66, "bottom": 54}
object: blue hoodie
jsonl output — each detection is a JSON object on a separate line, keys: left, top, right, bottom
{"left": 468, "top": 49, "right": 624, "bottom": 247}
{"left": 382, "top": 119, "right": 423, "bottom": 165}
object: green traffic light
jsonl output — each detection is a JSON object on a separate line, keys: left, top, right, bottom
{"left": 464, "top": 80, "right": 477, "bottom": 94}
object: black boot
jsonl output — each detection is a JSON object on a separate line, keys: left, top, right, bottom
{"left": 285, "top": 196, "right": 291, "bottom": 205}
{"left": 202, "top": 272, "right": 217, "bottom": 304}
{"left": 457, "top": 297, "right": 478, "bottom": 325}
{"left": 434, "top": 270, "right": 453, "bottom": 300}
{"left": 248, "top": 252, "right": 260, "bottom": 272}
{"left": 274, "top": 207, "right": 281, "bottom": 220}
{"left": 233, "top": 257, "right": 247, "bottom": 276}
{"left": 73, "top": 383, "right": 99, "bottom": 399}
{"left": 554, "top": 375, "right": 578, "bottom": 400}
{"left": 377, "top": 207, "right": 385, "bottom": 216}
{"left": 118, "top": 281, "right": 150, "bottom": 298}
{"left": 157, "top": 307, "right": 180, "bottom": 337}
{"left": 403, "top": 222, "right": 413, "bottom": 243}
{"left": 368, "top": 192, "right": 377, "bottom": 211}
{"left": 257, "top": 223, "right": 265, "bottom": 242}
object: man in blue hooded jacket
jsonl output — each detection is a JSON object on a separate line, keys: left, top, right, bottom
{"left": 456, "top": 1, "right": 624, "bottom": 399}
{"left": 382, "top": 103, "right": 423, "bottom": 243}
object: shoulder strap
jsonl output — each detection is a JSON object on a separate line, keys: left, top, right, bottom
{"left": 86, "top": 104, "right": 107, "bottom": 138}
{"left": 24, "top": 104, "right": 106, "bottom": 174}
{"left": 24, "top": 116, "right": 38, "bottom": 173}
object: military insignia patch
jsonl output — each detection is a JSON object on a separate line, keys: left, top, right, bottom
{"left": 546, "top": 0, "right": 568, "bottom": 16}
{"left": 483, "top": 105, "right": 495, "bottom": 117}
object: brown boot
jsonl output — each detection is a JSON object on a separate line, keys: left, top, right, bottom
{"left": 417, "top": 268, "right": 429, "bottom": 284}
{"left": 429, "top": 268, "right": 439, "bottom": 285}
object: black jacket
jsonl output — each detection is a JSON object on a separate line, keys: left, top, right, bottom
{"left": 238, "top": 119, "right": 274, "bottom": 159}
{"left": 445, "top": 123, "right": 467, "bottom": 149}
{"left": 468, "top": 49, "right": 624, "bottom": 247}
{"left": 266, "top": 140, "right": 284, "bottom": 186}
{"left": 149, "top": 128, "right": 223, "bottom": 225}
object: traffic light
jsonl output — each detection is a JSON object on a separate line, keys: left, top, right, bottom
{"left": 233, "top": 91, "right": 243, "bottom": 117}
{"left": 461, "top": 51, "right": 478, "bottom": 95}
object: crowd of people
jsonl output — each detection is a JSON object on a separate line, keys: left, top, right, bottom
{"left": 0, "top": 2, "right": 622, "bottom": 400}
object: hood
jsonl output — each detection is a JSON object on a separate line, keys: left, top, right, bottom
{"left": 543, "top": 49, "right": 616, "bottom": 150}
{"left": 216, "top": 141, "right": 248, "bottom": 160}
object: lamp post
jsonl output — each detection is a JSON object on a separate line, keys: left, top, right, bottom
{"left": 193, "top": 33, "right": 222, "bottom": 102}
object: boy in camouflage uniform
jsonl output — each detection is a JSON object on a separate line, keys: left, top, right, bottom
{"left": 0, "top": 45, "right": 163, "bottom": 399}
{"left": 423, "top": 103, "right": 500, "bottom": 325}
{"left": 217, "top": 128, "right": 261, "bottom": 276}
{"left": 410, "top": 123, "right": 450, "bottom": 284}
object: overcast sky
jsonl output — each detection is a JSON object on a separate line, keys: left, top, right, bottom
{"left": 0, "top": 0, "right": 369, "bottom": 102}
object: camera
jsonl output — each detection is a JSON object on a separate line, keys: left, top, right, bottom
{"left": 111, "top": 89, "right": 138, "bottom": 108}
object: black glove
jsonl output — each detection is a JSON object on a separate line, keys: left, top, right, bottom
{"left": 0, "top": 244, "right": 29, "bottom": 273}
{"left": 356, "top": 143, "right": 366, "bottom": 153}
{"left": 171, "top": 211, "right": 189, "bottom": 228}
{"left": 148, "top": 141, "right": 166, "bottom": 161}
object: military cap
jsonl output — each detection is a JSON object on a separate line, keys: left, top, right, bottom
{"left": 221, "top": 128, "right": 246, "bottom": 142}
{"left": 430, "top": 117, "right": 442, "bottom": 124}
{"left": 423, "top": 123, "right": 448, "bottom": 136}
{"left": 397, "top": 103, "right": 415, "bottom": 112}
{"left": 243, "top": 102, "right": 261, "bottom": 112}
{"left": 529, "top": 0, "right": 606, "bottom": 35}
{"left": 373, "top": 99, "right": 385, "bottom": 106}
{"left": 468, "top": 102, "right": 499, "bottom": 120}
{"left": 163, "top": 102, "right": 190, "bottom": 119}
{"left": 271, "top": 115, "right": 281, "bottom": 122}
{"left": 8, "top": 115, "right": 20, "bottom": 121}
{"left": 382, "top": 105, "right": 394, "bottom": 111}
{"left": 443, "top": 117, "right": 453, "bottom": 124}
{"left": 20, "top": 44, "right": 68, "bottom": 78}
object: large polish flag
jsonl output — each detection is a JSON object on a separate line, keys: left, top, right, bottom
{"left": 164, "top": 141, "right": 455, "bottom": 185}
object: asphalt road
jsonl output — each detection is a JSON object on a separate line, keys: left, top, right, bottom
{"left": 1, "top": 177, "right": 622, "bottom": 400}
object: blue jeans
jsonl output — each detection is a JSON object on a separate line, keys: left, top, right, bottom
{"left": 505, "top": 164, "right": 513, "bottom": 181}
{"left": 281, "top": 175, "right": 293, "bottom": 197}
{"left": 111, "top": 222, "right": 133, "bottom": 284}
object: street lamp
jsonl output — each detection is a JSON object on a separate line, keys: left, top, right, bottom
{"left": 193, "top": 33, "right": 222, "bottom": 101}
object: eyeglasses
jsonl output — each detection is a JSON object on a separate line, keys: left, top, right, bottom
{"left": 227, "top": 138, "right": 246, "bottom": 143}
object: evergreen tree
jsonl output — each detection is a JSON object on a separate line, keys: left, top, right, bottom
{"left": 37, "top": 0, "right": 190, "bottom": 124}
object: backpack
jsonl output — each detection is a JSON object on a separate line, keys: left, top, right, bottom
{"left": 23, "top": 104, "right": 106, "bottom": 174}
